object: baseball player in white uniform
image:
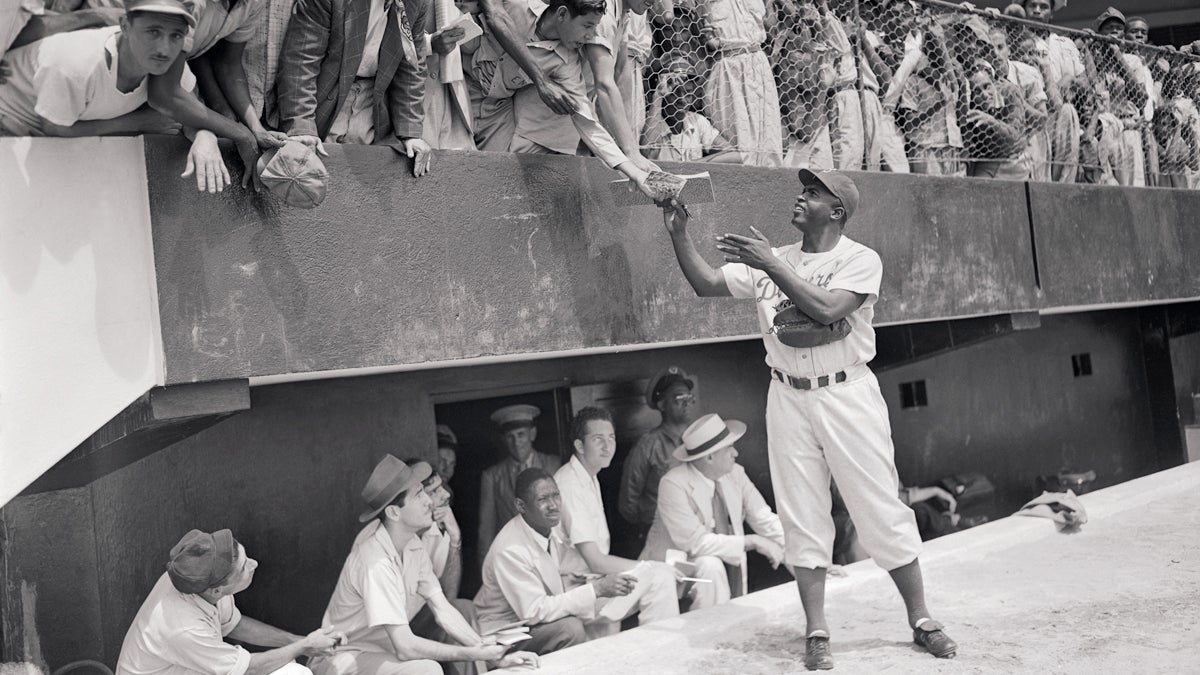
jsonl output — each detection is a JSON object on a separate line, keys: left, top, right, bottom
{"left": 661, "top": 169, "right": 957, "bottom": 670}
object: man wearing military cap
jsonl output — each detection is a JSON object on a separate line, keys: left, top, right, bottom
{"left": 618, "top": 366, "right": 698, "bottom": 539}
{"left": 477, "top": 404, "right": 562, "bottom": 567}
{"left": 117, "top": 529, "right": 341, "bottom": 675}
{"left": 315, "top": 455, "right": 538, "bottom": 675}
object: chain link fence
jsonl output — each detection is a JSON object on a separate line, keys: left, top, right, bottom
{"left": 637, "top": 0, "right": 1200, "bottom": 188}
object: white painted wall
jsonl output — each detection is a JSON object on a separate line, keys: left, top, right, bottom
{"left": 0, "top": 137, "right": 163, "bottom": 507}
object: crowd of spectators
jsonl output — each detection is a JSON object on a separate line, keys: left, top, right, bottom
{"left": 2, "top": 0, "right": 1199, "bottom": 194}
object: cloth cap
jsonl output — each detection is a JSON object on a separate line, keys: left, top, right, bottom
{"left": 359, "top": 455, "right": 433, "bottom": 522}
{"left": 646, "top": 366, "right": 695, "bottom": 407}
{"left": 126, "top": 0, "right": 197, "bottom": 28}
{"left": 166, "top": 529, "right": 237, "bottom": 594}
{"left": 436, "top": 424, "right": 458, "bottom": 450}
{"left": 1094, "top": 6, "right": 1125, "bottom": 30}
{"left": 798, "top": 169, "right": 860, "bottom": 223}
{"left": 490, "top": 404, "right": 541, "bottom": 431}
{"left": 673, "top": 413, "right": 746, "bottom": 462}
{"left": 257, "top": 140, "right": 328, "bottom": 209}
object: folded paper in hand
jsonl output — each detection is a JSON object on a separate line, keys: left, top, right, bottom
{"left": 433, "top": 12, "right": 483, "bottom": 43}
{"left": 610, "top": 172, "right": 715, "bottom": 207}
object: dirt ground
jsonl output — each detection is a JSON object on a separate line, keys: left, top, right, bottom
{"left": 523, "top": 463, "right": 1200, "bottom": 675}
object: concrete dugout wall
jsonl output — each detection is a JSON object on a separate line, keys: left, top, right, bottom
{"left": 1, "top": 310, "right": 1170, "bottom": 668}
{"left": 144, "top": 138, "right": 1039, "bottom": 384}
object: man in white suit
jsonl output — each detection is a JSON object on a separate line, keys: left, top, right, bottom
{"left": 640, "top": 413, "right": 786, "bottom": 609}
{"left": 474, "top": 468, "right": 673, "bottom": 654}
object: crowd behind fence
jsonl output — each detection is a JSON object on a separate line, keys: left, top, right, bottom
{"left": 1, "top": 0, "right": 1198, "bottom": 195}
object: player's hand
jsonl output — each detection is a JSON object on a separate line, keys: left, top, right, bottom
{"left": 234, "top": 130, "right": 264, "bottom": 192}
{"left": 299, "top": 626, "right": 345, "bottom": 656}
{"left": 909, "top": 486, "right": 958, "bottom": 513}
{"left": 252, "top": 126, "right": 289, "bottom": 150}
{"left": 716, "top": 226, "right": 777, "bottom": 270}
{"left": 290, "top": 134, "right": 330, "bottom": 157}
{"left": 182, "top": 130, "right": 230, "bottom": 194}
{"left": 432, "top": 26, "right": 467, "bottom": 55}
{"left": 536, "top": 78, "right": 577, "bottom": 115}
{"left": 592, "top": 573, "right": 637, "bottom": 598}
{"left": 472, "top": 644, "right": 510, "bottom": 662}
{"left": 661, "top": 198, "right": 690, "bottom": 235}
{"left": 399, "top": 137, "right": 433, "bottom": 177}
{"left": 749, "top": 535, "right": 784, "bottom": 569}
{"left": 497, "top": 651, "right": 540, "bottom": 670}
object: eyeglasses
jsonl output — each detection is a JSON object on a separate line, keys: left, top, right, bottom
{"left": 671, "top": 394, "right": 696, "bottom": 403}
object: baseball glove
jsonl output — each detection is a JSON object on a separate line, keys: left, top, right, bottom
{"left": 770, "top": 305, "right": 851, "bottom": 348}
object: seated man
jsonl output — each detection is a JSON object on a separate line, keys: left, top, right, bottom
{"left": 116, "top": 529, "right": 341, "bottom": 675}
{"left": 276, "top": 0, "right": 449, "bottom": 176}
{"left": 474, "top": 468, "right": 657, "bottom": 654}
{"left": 435, "top": 423, "right": 458, "bottom": 497}
{"left": 0, "top": 0, "right": 238, "bottom": 193}
{"left": 640, "top": 413, "right": 785, "bottom": 610}
{"left": 316, "top": 455, "right": 537, "bottom": 675}
{"left": 555, "top": 407, "right": 681, "bottom": 637}
{"left": 467, "top": 0, "right": 656, "bottom": 195}
{"left": 618, "top": 366, "right": 697, "bottom": 541}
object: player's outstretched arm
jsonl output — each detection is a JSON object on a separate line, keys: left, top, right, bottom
{"left": 663, "top": 200, "right": 730, "bottom": 297}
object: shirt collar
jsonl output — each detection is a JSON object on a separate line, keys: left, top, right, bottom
{"left": 518, "top": 515, "right": 554, "bottom": 551}
{"left": 687, "top": 462, "right": 716, "bottom": 489}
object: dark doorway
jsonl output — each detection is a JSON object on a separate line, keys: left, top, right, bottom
{"left": 434, "top": 387, "right": 570, "bottom": 597}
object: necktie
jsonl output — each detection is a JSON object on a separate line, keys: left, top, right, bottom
{"left": 711, "top": 483, "right": 744, "bottom": 598}
{"left": 384, "top": 0, "right": 419, "bottom": 66}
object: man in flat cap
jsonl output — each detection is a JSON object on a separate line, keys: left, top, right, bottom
{"left": 117, "top": 529, "right": 341, "bottom": 675}
{"left": 315, "top": 455, "right": 538, "bottom": 675}
{"left": 639, "top": 414, "right": 784, "bottom": 612}
{"left": 618, "top": 366, "right": 698, "bottom": 542}
{"left": 477, "top": 404, "right": 562, "bottom": 567}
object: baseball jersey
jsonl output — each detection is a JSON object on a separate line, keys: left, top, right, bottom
{"left": 722, "top": 236, "right": 882, "bottom": 378}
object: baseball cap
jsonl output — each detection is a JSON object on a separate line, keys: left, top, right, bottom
{"left": 126, "top": 0, "right": 197, "bottom": 28}
{"left": 798, "top": 169, "right": 860, "bottom": 222}
{"left": 257, "top": 139, "right": 328, "bottom": 209}
{"left": 166, "top": 529, "right": 237, "bottom": 594}
{"left": 359, "top": 455, "right": 433, "bottom": 522}
{"left": 1094, "top": 6, "right": 1125, "bottom": 30}
{"left": 646, "top": 366, "right": 694, "bottom": 406}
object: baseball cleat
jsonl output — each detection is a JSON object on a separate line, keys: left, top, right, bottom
{"left": 804, "top": 634, "right": 835, "bottom": 670}
{"left": 912, "top": 620, "right": 957, "bottom": 658}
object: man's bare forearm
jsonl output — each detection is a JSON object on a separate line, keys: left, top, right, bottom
{"left": 670, "top": 230, "right": 728, "bottom": 297}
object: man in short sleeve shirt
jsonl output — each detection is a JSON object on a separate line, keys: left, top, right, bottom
{"left": 661, "top": 170, "right": 958, "bottom": 670}
{"left": 316, "top": 456, "right": 537, "bottom": 675}
{"left": 554, "top": 407, "right": 680, "bottom": 637}
{"left": 116, "top": 529, "right": 340, "bottom": 675}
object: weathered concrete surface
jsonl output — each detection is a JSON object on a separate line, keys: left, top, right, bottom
{"left": 1031, "top": 181, "right": 1200, "bottom": 309}
{"left": 145, "top": 138, "right": 1037, "bottom": 384}
{"left": 523, "top": 461, "right": 1200, "bottom": 674}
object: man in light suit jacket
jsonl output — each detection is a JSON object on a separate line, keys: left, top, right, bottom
{"left": 474, "top": 468, "right": 669, "bottom": 655}
{"left": 276, "top": 0, "right": 448, "bottom": 175}
{"left": 640, "top": 413, "right": 786, "bottom": 609}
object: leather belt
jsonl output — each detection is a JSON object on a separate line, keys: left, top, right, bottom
{"left": 772, "top": 368, "right": 847, "bottom": 390}
{"left": 715, "top": 44, "right": 761, "bottom": 60}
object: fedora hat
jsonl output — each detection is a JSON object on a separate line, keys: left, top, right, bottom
{"left": 359, "top": 455, "right": 433, "bottom": 522}
{"left": 673, "top": 413, "right": 746, "bottom": 462}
